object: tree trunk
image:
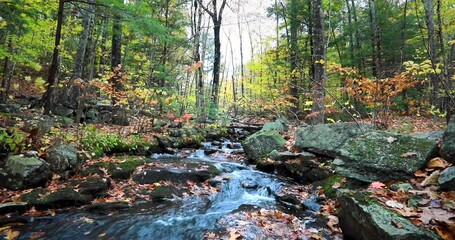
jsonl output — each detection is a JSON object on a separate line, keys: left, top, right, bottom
{"left": 198, "top": 0, "right": 227, "bottom": 113}
{"left": 42, "top": 0, "right": 65, "bottom": 115}
{"left": 110, "top": 14, "right": 122, "bottom": 104}
{"left": 311, "top": 0, "right": 326, "bottom": 124}
{"left": 237, "top": 1, "right": 245, "bottom": 98}
{"left": 368, "top": 0, "right": 382, "bottom": 78}
{"left": 289, "top": 0, "right": 299, "bottom": 115}
{"left": 422, "top": 0, "right": 440, "bottom": 108}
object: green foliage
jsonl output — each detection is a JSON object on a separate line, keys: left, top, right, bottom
{"left": 0, "top": 127, "right": 27, "bottom": 152}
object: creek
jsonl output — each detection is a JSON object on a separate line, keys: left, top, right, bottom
{"left": 16, "top": 142, "right": 322, "bottom": 240}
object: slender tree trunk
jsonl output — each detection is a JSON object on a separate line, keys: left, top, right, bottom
{"left": 400, "top": 0, "right": 409, "bottom": 114}
{"left": 110, "top": 14, "right": 122, "bottom": 104}
{"left": 72, "top": 0, "right": 94, "bottom": 80}
{"left": 368, "top": 0, "right": 382, "bottom": 78}
{"left": 192, "top": 0, "right": 204, "bottom": 115}
{"left": 42, "top": 0, "right": 65, "bottom": 115}
{"left": 98, "top": 15, "right": 108, "bottom": 77}
{"left": 350, "top": 0, "right": 364, "bottom": 73}
{"left": 198, "top": 0, "right": 227, "bottom": 113}
{"left": 237, "top": 1, "right": 245, "bottom": 98}
{"left": 311, "top": 0, "right": 326, "bottom": 124}
{"left": 289, "top": 0, "right": 299, "bottom": 115}
{"left": 422, "top": 0, "right": 440, "bottom": 108}
{"left": 1, "top": 36, "right": 13, "bottom": 103}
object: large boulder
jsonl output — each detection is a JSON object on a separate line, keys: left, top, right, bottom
{"left": 46, "top": 143, "right": 81, "bottom": 175}
{"left": 294, "top": 122, "right": 372, "bottom": 157}
{"left": 333, "top": 131, "right": 436, "bottom": 183}
{"left": 0, "top": 155, "right": 51, "bottom": 190}
{"left": 441, "top": 117, "right": 455, "bottom": 163}
{"left": 338, "top": 190, "right": 439, "bottom": 240}
{"left": 242, "top": 130, "right": 286, "bottom": 161}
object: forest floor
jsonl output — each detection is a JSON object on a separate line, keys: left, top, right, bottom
{"left": 0, "top": 108, "right": 452, "bottom": 239}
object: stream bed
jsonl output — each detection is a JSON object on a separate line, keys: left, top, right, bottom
{"left": 14, "top": 143, "right": 326, "bottom": 240}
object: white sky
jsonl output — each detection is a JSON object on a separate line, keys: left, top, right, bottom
{"left": 202, "top": 0, "right": 277, "bottom": 75}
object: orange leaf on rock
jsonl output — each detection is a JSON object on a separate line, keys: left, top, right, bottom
{"left": 427, "top": 158, "right": 449, "bottom": 169}
{"left": 391, "top": 219, "right": 403, "bottom": 229}
{"left": 228, "top": 229, "right": 241, "bottom": 240}
{"left": 369, "top": 181, "right": 386, "bottom": 189}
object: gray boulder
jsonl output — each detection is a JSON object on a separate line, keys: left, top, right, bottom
{"left": 294, "top": 122, "right": 372, "bottom": 157}
{"left": 439, "top": 166, "right": 455, "bottom": 191}
{"left": 262, "top": 118, "right": 289, "bottom": 133}
{"left": 0, "top": 155, "right": 51, "bottom": 190}
{"left": 334, "top": 131, "right": 436, "bottom": 183}
{"left": 411, "top": 130, "right": 443, "bottom": 143}
{"left": 46, "top": 144, "right": 81, "bottom": 175}
{"left": 441, "top": 118, "right": 455, "bottom": 163}
{"left": 338, "top": 190, "right": 439, "bottom": 240}
{"left": 242, "top": 130, "right": 286, "bottom": 161}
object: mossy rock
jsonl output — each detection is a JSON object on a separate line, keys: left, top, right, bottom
{"left": 337, "top": 190, "right": 440, "bottom": 240}
{"left": 334, "top": 131, "right": 437, "bottom": 182}
{"left": 242, "top": 130, "right": 286, "bottom": 162}
{"left": 81, "top": 158, "right": 145, "bottom": 179}
{"left": 148, "top": 186, "right": 185, "bottom": 201}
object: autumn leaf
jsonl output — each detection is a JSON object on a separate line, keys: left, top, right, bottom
{"left": 386, "top": 137, "right": 397, "bottom": 143}
{"left": 369, "top": 181, "right": 386, "bottom": 189}
{"left": 427, "top": 158, "right": 449, "bottom": 169}
{"left": 228, "top": 229, "right": 241, "bottom": 240}
{"left": 391, "top": 219, "right": 403, "bottom": 229}
{"left": 6, "top": 229, "right": 20, "bottom": 240}
{"left": 386, "top": 200, "right": 405, "bottom": 209}
{"left": 420, "top": 170, "right": 440, "bottom": 187}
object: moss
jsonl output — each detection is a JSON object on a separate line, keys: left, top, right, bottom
{"left": 20, "top": 189, "right": 48, "bottom": 205}
{"left": 321, "top": 175, "right": 344, "bottom": 198}
{"left": 208, "top": 164, "right": 221, "bottom": 176}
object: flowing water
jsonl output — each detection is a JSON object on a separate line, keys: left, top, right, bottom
{"left": 16, "top": 142, "right": 320, "bottom": 240}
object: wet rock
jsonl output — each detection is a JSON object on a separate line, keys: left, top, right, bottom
{"left": 24, "top": 151, "right": 39, "bottom": 158}
{"left": 276, "top": 158, "right": 331, "bottom": 184}
{"left": 0, "top": 155, "right": 51, "bottom": 190}
{"left": 78, "top": 177, "right": 111, "bottom": 197}
{"left": 82, "top": 158, "right": 146, "bottom": 179}
{"left": 132, "top": 165, "right": 220, "bottom": 185}
{"left": 439, "top": 166, "right": 455, "bottom": 191}
{"left": 276, "top": 194, "right": 300, "bottom": 205}
{"left": 302, "top": 196, "right": 321, "bottom": 212}
{"left": 334, "top": 131, "right": 437, "bottom": 183}
{"left": 389, "top": 183, "right": 414, "bottom": 192}
{"left": 148, "top": 186, "right": 185, "bottom": 201}
{"left": 0, "top": 202, "right": 28, "bottom": 215}
{"left": 256, "top": 160, "right": 276, "bottom": 173}
{"left": 241, "top": 180, "right": 258, "bottom": 189}
{"left": 111, "top": 107, "right": 129, "bottom": 126}
{"left": 294, "top": 122, "right": 372, "bottom": 157}
{"left": 85, "top": 202, "right": 131, "bottom": 214}
{"left": 242, "top": 130, "right": 285, "bottom": 162}
{"left": 45, "top": 144, "right": 80, "bottom": 175}
{"left": 208, "top": 178, "right": 222, "bottom": 187}
{"left": 22, "top": 188, "right": 91, "bottom": 209}
{"left": 85, "top": 108, "right": 99, "bottom": 123}
{"left": 338, "top": 190, "right": 439, "bottom": 240}
{"left": 441, "top": 118, "right": 455, "bottom": 164}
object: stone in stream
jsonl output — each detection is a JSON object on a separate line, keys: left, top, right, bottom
{"left": 333, "top": 131, "right": 437, "bottom": 183}
{"left": 337, "top": 190, "right": 439, "bottom": 240}
{"left": 441, "top": 117, "right": 455, "bottom": 164}
{"left": 21, "top": 188, "right": 92, "bottom": 209}
{"left": 242, "top": 130, "right": 285, "bottom": 162}
{"left": 294, "top": 122, "right": 372, "bottom": 157}
{"left": 132, "top": 165, "right": 220, "bottom": 185}
{"left": 0, "top": 155, "right": 52, "bottom": 190}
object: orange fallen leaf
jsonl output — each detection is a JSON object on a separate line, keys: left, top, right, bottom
{"left": 391, "top": 219, "right": 403, "bottom": 229}
{"left": 369, "top": 181, "right": 386, "bottom": 189}
{"left": 228, "top": 229, "right": 241, "bottom": 240}
{"left": 427, "top": 158, "right": 449, "bottom": 170}
{"left": 6, "top": 229, "right": 20, "bottom": 240}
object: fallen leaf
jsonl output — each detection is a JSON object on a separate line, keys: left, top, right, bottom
{"left": 326, "top": 215, "right": 341, "bottom": 233}
{"left": 0, "top": 226, "right": 11, "bottom": 234}
{"left": 6, "top": 230, "right": 20, "bottom": 240}
{"left": 98, "top": 232, "right": 106, "bottom": 238}
{"left": 400, "top": 152, "right": 418, "bottom": 158}
{"left": 386, "top": 200, "right": 405, "bottom": 209}
{"left": 391, "top": 219, "right": 403, "bottom": 229}
{"left": 414, "top": 170, "right": 428, "bottom": 178}
{"left": 332, "top": 182, "right": 341, "bottom": 189}
{"left": 427, "top": 157, "right": 449, "bottom": 169}
{"left": 420, "top": 170, "right": 440, "bottom": 187}
{"left": 387, "top": 137, "right": 397, "bottom": 143}
{"left": 29, "top": 232, "right": 46, "bottom": 239}
{"left": 369, "top": 181, "right": 386, "bottom": 189}
{"left": 228, "top": 229, "right": 241, "bottom": 240}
